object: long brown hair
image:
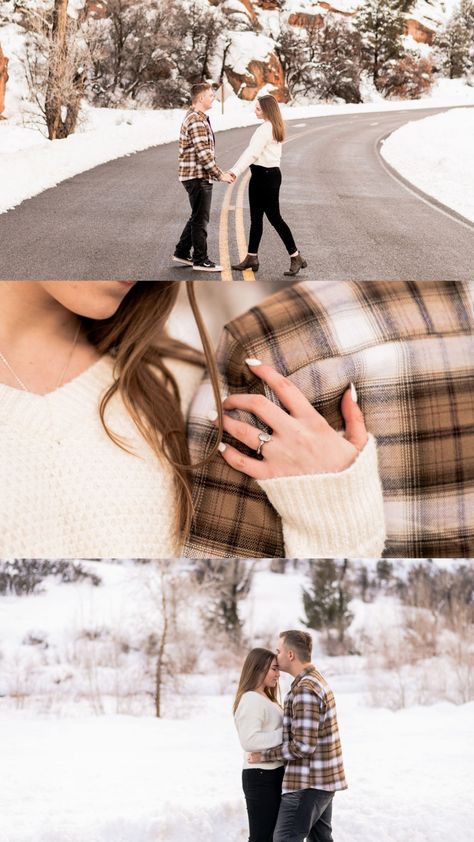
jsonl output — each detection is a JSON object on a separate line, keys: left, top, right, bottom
{"left": 258, "top": 94, "right": 285, "bottom": 142}
{"left": 233, "top": 648, "right": 280, "bottom": 714}
{"left": 81, "top": 281, "right": 223, "bottom": 543}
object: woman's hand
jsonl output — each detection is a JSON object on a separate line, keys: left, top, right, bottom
{"left": 248, "top": 752, "right": 263, "bottom": 763}
{"left": 210, "top": 359, "right": 368, "bottom": 481}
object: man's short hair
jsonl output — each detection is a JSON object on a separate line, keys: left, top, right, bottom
{"left": 280, "top": 630, "right": 312, "bottom": 662}
{"left": 191, "top": 82, "right": 212, "bottom": 102}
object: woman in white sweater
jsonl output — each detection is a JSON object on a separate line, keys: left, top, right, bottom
{"left": 0, "top": 281, "right": 385, "bottom": 559}
{"left": 233, "top": 648, "right": 284, "bottom": 842}
{"left": 230, "top": 95, "right": 307, "bottom": 277}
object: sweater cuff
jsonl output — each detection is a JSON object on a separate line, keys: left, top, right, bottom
{"left": 257, "top": 434, "right": 386, "bottom": 558}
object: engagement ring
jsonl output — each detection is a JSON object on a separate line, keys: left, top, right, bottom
{"left": 256, "top": 432, "right": 272, "bottom": 457}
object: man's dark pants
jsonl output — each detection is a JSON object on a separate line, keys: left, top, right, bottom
{"left": 176, "top": 178, "right": 213, "bottom": 263}
{"left": 273, "top": 788, "right": 335, "bottom": 842}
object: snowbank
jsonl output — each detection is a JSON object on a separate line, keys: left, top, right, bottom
{"left": 381, "top": 106, "right": 474, "bottom": 223}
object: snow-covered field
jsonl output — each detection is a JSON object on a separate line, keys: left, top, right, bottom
{"left": 1, "top": 696, "right": 472, "bottom": 842}
{"left": 381, "top": 105, "right": 474, "bottom": 224}
{"left": 0, "top": 561, "right": 473, "bottom": 842}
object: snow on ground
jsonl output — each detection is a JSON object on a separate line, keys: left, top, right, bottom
{"left": 1, "top": 74, "right": 473, "bottom": 215}
{"left": 1, "top": 694, "right": 472, "bottom": 841}
{"left": 381, "top": 105, "right": 474, "bottom": 223}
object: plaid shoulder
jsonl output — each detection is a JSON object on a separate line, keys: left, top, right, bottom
{"left": 182, "top": 110, "right": 204, "bottom": 127}
{"left": 224, "top": 283, "right": 332, "bottom": 373}
{"left": 225, "top": 280, "right": 473, "bottom": 370}
{"left": 296, "top": 677, "right": 327, "bottom": 703}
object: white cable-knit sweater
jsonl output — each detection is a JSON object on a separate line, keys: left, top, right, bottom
{"left": 234, "top": 691, "right": 284, "bottom": 770}
{"left": 0, "top": 355, "right": 386, "bottom": 559}
{"left": 231, "top": 121, "right": 282, "bottom": 178}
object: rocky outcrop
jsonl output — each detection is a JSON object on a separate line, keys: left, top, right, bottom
{"left": 286, "top": 2, "right": 436, "bottom": 45}
{"left": 225, "top": 52, "right": 288, "bottom": 102}
{"left": 288, "top": 11, "right": 324, "bottom": 28}
{"left": 234, "top": 0, "right": 259, "bottom": 23}
{"left": 0, "top": 44, "right": 9, "bottom": 118}
{"left": 406, "top": 17, "right": 435, "bottom": 45}
{"left": 253, "top": 0, "right": 281, "bottom": 9}
{"left": 319, "top": 2, "right": 356, "bottom": 16}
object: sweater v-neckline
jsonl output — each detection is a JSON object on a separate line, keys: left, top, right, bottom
{"left": 0, "top": 355, "right": 113, "bottom": 432}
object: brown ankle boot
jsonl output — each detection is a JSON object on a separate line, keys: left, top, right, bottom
{"left": 232, "top": 254, "right": 259, "bottom": 272}
{"left": 284, "top": 253, "right": 307, "bottom": 276}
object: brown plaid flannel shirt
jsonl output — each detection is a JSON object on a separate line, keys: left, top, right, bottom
{"left": 185, "top": 281, "right": 474, "bottom": 559}
{"left": 261, "top": 667, "right": 347, "bottom": 793}
{"left": 178, "top": 107, "right": 223, "bottom": 182}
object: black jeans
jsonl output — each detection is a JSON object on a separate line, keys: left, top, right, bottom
{"left": 176, "top": 178, "right": 213, "bottom": 263}
{"left": 242, "top": 766, "right": 284, "bottom": 842}
{"left": 248, "top": 165, "right": 297, "bottom": 255}
{"left": 273, "top": 788, "right": 335, "bottom": 842}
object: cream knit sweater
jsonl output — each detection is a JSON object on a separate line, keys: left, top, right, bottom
{"left": 231, "top": 121, "right": 282, "bottom": 178}
{"left": 0, "top": 356, "right": 202, "bottom": 560}
{"left": 234, "top": 691, "right": 284, "bottom": 770}
{"left": 0, "top": 356, "right": 385, "bottom": 559}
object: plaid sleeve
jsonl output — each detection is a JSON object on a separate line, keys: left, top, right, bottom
{"left": 281, "top": 685, "right": 321, "bottom": 760}
{"left": 185, "top": 324, "right": 285, "bottom": 558}
{"left": 261, "top": 743, "right": 284, "bottom": 762}
{"left": 187, "top": 116, "right": 222, "bottom": 180}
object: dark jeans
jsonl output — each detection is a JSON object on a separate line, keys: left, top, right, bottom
{"left": 273, "top": 788, "right": 335, "bottom": 842}
{"left": 242, "top": 766, "right": 284, "bottom": 842}
{"left": 176, "top": 178, "right": 213, "bottom": 263}
{"left": 248, "top": 165, "right": 297, "bottom": 255}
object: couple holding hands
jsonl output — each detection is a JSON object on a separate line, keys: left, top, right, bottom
{"left": 174, "top": 82, "right": 307, "bottom": 275}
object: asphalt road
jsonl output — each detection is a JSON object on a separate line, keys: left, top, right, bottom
{"left": 0, "top": 106, "right": 472, "bottom": 281}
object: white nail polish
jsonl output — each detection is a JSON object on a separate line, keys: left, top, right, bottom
{"left": 350, "top": 383, "right": 358, "bottom": 403}
{"left": 218, "top": 442, "right": 227, "bottom": 453}
{"left": 245, "top": 358, "right": 262, "bottom": 367}
{"left": 207, "top": 410, "right": 218, "bottom": 421}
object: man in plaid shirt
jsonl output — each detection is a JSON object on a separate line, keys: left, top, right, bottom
{"left": 174, "top": 82, "right": 234, "bottom": 272}
{"left": 248, "top": 630, "right": 347, "bottom": 841}
{"left": 185, "top": 280, "right": 473, "bottom": 559}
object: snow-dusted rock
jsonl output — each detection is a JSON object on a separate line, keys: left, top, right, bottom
{"left": 224, "top": 31, "right": 288, "bottom": 100}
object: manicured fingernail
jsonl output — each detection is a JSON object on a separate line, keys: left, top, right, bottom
{"left": 350, "top": 383, "right": 358, "bottom": 403}
{"left": 207, "top": 410, "right": 218, "bottom": 422}
{"left": 218, "top": 442, "right": 227, "bottom": 453}
{"left": 245, "top": 358, "right": 262, "bottom": 367}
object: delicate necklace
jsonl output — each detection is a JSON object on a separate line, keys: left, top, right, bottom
{"left": 0, "top": 323, "right": 81, "bottom": 393}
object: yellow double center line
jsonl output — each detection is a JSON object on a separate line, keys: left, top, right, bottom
{"left": 219, "top": 122, "right": 336, "bottom": 282}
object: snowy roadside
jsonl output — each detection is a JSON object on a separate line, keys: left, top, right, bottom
{"left": 381, "top": 105, "right": 474, "bottom": 224}
{"left": 1, "top": 79, "right": 474, "bottom": 215}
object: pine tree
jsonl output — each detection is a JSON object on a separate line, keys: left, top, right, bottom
{"left": 202, "top": 560, "right": 254, "bottom": 644}
{"left": 376, "top": 559, "right": 393, "bottom": 588}
{"left": 278, "top": 14, "right": 362, "bottom": 103}
{"left": 356, "top": 0, "right": 407, "bottom": 90}
{"left": 435, "top": 0, "right": 474, "bottom": 79}
{"left": 301, "top": 560, "right": 353, "bottom": 651}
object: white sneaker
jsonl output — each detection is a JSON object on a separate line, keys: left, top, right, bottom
{"left": 193, "top": 259, "right": 222, "bottom": 272}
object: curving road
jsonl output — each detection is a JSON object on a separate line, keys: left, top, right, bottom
{"left": 0, "top": 106, "right": 473, "bottom": 280}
